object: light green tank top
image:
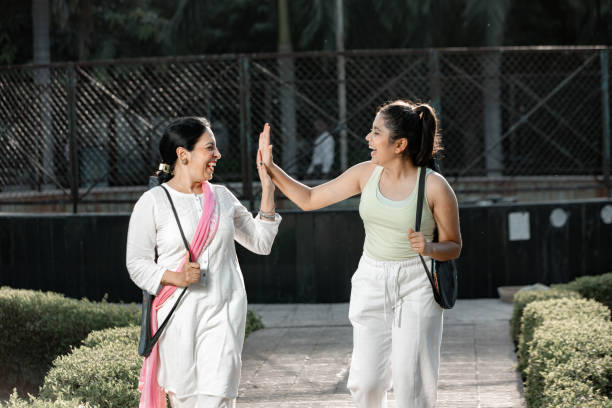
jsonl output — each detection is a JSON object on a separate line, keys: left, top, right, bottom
{"left": 359, "top": 166, "right": 436, "bottom": 261}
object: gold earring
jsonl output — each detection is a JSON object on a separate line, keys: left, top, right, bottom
{"left": 181, "top": 158, "right": 188, "bottom": 165}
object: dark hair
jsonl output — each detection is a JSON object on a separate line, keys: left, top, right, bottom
{"left": 377, "top": 100, "right": 442, "bottom": 168}
{"left": 156, "top": 116, "right": 211, "bottom": 183}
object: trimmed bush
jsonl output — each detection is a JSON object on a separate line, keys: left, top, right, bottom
{"left": 246, "top": 309, "right": 264, "bottom": 337}
{"left": 540, "top": 357, "right": 612, "bottom": 408}
{"left": 525, "top": 319, "right": 612, "bottom": 408}
{"left": 36, "top": 309, "right": 264, "bottom": 407}
{"left": 510, "top": 288, "right": 581, "bottom": 345}
{"left": 39, "top": 327, "right": 142, "bottom": 408}
{"left": 552, "top": 272, "right": 612, "bottom": 312}
{"left": 517, "top": 298, "right": 610, "bottom": 373}
{"left": 0, "top": 287, "right": 140, "bottom": 393}
{"left": 1, "top": 391, "right": 96, "bottom": 408}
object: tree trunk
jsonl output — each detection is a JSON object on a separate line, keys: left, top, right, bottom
{"left": 32, "top": 0, "right": 54, "bottom": 189}
{"left": 336, "top": 0, "right": 347, "bottom": 171}
{"left": 278, "top": 0, "right": 297, "bottom": 175}
{"left": 483, "top": 50, "right": 503, "bottom": 177}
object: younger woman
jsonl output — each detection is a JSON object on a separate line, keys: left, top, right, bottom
{"left": 259, "top": 101, "right": 461, "bottom": 408}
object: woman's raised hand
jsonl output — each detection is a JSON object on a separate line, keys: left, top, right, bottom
{"left": 257, "top": 149, "right": 274, "bottom": 191}
{"left": 258, "top": 123, "right": 274, "bottom": 168}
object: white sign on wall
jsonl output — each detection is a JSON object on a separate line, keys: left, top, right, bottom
{"left": 508, "top": 211, "right": 530, "bottom": 241}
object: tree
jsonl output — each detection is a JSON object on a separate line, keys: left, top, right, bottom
{"left": 463, "top": 0, "right": 511, "bottom": 177}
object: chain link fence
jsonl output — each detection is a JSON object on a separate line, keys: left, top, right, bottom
{"left": 0, "top": 46, "right": 610, "bottom": 210}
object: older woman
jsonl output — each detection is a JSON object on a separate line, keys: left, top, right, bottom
{"left": 127, "top": 116, "right": 281, "bottom": 408}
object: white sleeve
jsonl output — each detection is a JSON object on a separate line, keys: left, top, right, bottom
{"left": 126, "top": 191, "right": 167, "bottom": 295}
{"left": 226, "top": 188, "right": 281, "bottom": 255}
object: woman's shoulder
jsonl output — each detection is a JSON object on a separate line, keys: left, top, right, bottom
{"left": 210, "top": 183, "right": 238, "bottom": 203}
{"left": 350, "top": 160, "right": 379, "bottom": 181}
{"left": 210, "top": 183, "right": 230, "bottom": 196}
{"left": 130, "top": 187, "right": 164, "bottom": 217}
{"left": 425, "top": 170, "right": 456, "bottom": 201}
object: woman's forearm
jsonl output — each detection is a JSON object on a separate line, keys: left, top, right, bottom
{"left": 161, "top": 269, "right": 187, "bottom": 287}
{"left": 267, "top": 163, "right": 313, "bottom": 210}
{"left": 260, "top": 184, "right": 275, "bottom": 213}
{"left": 426, "top": 241, "right": 461, "bottom": 261}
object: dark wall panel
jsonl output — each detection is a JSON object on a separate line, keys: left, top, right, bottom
{"left": 1, "top": 200, "right": 611, "bottom": 303}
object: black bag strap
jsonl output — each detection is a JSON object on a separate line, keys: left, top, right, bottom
{"left": 160, "top": 185, "right": 192, "bottom": 260}
{"left": 414, "top": 167, "right": 439, "bottom": 295}
{"left": 143, "top": 185, "right": 193, "bottom": 355}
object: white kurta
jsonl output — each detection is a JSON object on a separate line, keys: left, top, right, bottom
{"left": 126, "top": 183, "right": 281, "bottom": 399}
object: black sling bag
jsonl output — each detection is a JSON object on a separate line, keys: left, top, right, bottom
{"left": 415, "top": 167, "right": 458, "bottom": 309}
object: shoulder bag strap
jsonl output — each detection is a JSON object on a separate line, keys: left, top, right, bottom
{"left": 415, "top": 167, "right": 437, "bottom": 291}
{"left": 146, "top": 186, "right": 193, "bottom": 352}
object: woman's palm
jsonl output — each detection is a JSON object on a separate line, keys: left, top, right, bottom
{"left": 258, "top": 123, "right": 273, "bottom": 166}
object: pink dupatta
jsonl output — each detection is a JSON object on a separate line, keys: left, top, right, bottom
{"left": 138, "top": 181, "right": 220, "bottom": 408}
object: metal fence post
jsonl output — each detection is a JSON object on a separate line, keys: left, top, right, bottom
{"left": 601, "top": 50, "right": 611, "bottom": 196}
{"left": 239, "top": 57, "right": 254, "bottom": 210}
{"left": 428, "top": 49, "right": 441, "bottom": 117}
{"left": 67, "top": 63, "right": 79, "bottom": 213}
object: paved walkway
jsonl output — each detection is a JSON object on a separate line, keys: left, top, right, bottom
{"left": 237, "top": 300, "right": 526, "bottom": 407}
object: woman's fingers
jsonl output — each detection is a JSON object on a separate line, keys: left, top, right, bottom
{"left": 263, "top": 123, "right": 270, "bottom": 145}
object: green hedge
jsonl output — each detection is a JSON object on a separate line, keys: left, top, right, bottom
{"left": 517, "top": 298, "right": 610, "bottom": 374}
{"left": 525, "top": 318, "right": 611, "bottom": 408}
{"left": 552, "top": 272, "right": 612, "bottom": 311}
{"left": 39, "top": 326, "right": 142, "bottom": 408}
{"left": 2, "top": 391, "right": 96, "bottom": 408}
{"left": 0, "top": 287, "right": 140, "bottom": 393}
{"left": 510, "top": 288, "right": 581, "bottom": 345}
{"left": 8, "top": 309, "right": 265, "bottom": 407}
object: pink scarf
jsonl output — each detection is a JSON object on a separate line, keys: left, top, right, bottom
{"left": 138, "top": 181, "right": 220, "bottom": 408}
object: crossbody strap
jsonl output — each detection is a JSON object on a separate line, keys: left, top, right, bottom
{"left": 414, "top": 167, "right": 438, "bottom": 292}
{"left": 146, "top": 185, "right": 193, "bottom": 351}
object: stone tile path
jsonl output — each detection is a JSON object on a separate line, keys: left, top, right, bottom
{"left": 237, "top": 300, "right": 526, "bottom": 407}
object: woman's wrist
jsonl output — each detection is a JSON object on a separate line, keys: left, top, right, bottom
{"left": 424, "top": 242, "right": 434, "bottom": 257}
{"left": 258, "top": 209, "right": 276, "bottom": 221}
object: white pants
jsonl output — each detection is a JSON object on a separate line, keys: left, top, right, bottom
{"left": 168, "top": 392, "right": 235, "bottom": 408}
{"left": 347, "top": 254, "right": 444, "bottom": 408}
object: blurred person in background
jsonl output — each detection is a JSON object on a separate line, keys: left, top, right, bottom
{"left": 306, "top": 119, "right": 335, "bottom": 179}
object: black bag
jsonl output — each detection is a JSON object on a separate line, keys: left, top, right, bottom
{"left": 414, "top": 166, "right": 458, "bottom": 309}
{"left": 138, "top": 178, "right": 193, "bottom": 357}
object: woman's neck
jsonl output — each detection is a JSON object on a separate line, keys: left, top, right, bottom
{"left": 167, "top": 171, "right": 203, "bottom": 194}
{"left": 382, "top": 157, "right": 418, "bottom": 182}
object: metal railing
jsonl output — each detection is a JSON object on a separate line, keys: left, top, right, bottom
{"left": 0, "top": 46, "right": 610, "bottom": 211}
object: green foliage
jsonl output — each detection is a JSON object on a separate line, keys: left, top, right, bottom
{"left": 29, "top": 309, "right": 262, "bottom": 407}
{"left": 517, "top": 298, "right": 610, "bottom": 374}
{"left": 39, "top": 327, "right": 142, "bottom": 408}
{"left": 525, "top": 318, "right": 612, "bottom": 408}
{"left": 510, "top": 288, "right": 581, "bottom": 345}
{"left": 0, "top": 287, "right": 140, "bottom": 391}
{"left": 246, "top": 309, "right": 264, "bottom": 337}
{"left": 552, "top": 272, "right": 612, "bottom": 312}
{"left": 1, "top": 390, "right": 96, "bottom": 408}
{"left": 540, "top": 357, "right": 612, "bottom": 408}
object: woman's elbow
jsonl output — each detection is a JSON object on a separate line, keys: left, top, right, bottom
{"left": 452, "top": 241, "right": 462, "bottom": 260}
{"left": 255, "top": 245, "right": 273, "bottom": 256}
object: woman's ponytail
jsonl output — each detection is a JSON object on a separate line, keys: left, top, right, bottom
{"left": 413, "top": 104, "right": 438, "bottom": 167}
